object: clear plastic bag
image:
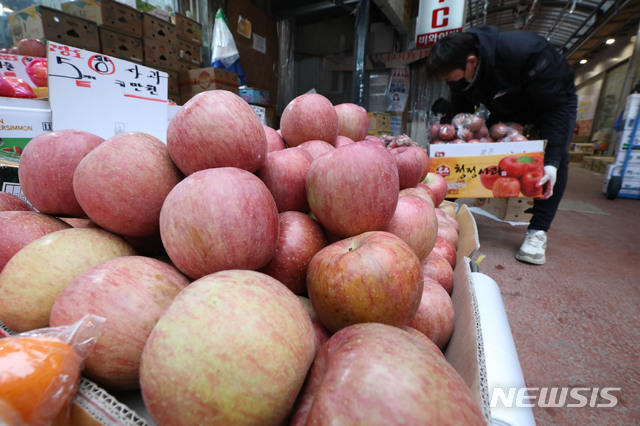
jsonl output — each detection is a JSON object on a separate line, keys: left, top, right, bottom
{"left": 0, "top": 315, "right": 105, "bottom": 426}
{"left": 211, "top": 8, "right": 247, "bottom": 86}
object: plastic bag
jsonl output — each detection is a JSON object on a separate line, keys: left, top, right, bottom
{"left": 211, "top": 8, "right": 247, "bottom": 86}
{"left": 0, "top": 314, "right": 105, "bottom": 426}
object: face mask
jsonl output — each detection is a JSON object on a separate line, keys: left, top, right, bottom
{"left": 448, "top": 77, "right": 470, "bottom": 91}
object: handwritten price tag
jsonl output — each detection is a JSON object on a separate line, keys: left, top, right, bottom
{"left": 47, "top": 42, "right": 169, "bottom": 142}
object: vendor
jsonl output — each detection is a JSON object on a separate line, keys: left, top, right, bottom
{"left": 426, "top": 26, "right": 577, "bottom": 265}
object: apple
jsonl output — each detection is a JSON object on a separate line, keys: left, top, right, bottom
{"left": 490, "top": 122, "right": 509, "bottom": 140}
{"left": 298, "top": 139, "right": 335, "bottom": 161}
{"left": 407, "top": 278, "right": 455, "bottom": 349}
{"left": 306, "top": 231, "right": 423, "bottom": 333}
{"left": 335, "top": 103, "right": 369, "bottom": 142}
{"left": 428, "top": 123, "right": 441, "bottom": 141}
{"left": 479, "top": 165, "right": 503, "bottom": 190}
{"left": 159, "top": 167, "right": 279, "bottom": 279}
{"left": 297, "top": 296, "right": 332, "bottom": 352}
{"left": 498, "top": 155, "right": 529, "bottom": 178}
{"left": 386, "top": 195, "right": 438, "bottom": 261}
{"left": 466, "top": 114, "right": 484, "bottom": 131}
{"left": 438, "top": 124, "right": 456, "bottom": 141}
{"left": 167, "top": 90, "right": 267, "bottom": 175}
{"left": 263, "top": 125, "right": 286, "bottom": 152}
{"left": 57, "top": 217, "right": 98, "bottom": 228}
{"left": 390, "top": 146, "right": 423, "bottom": 190}
{"left": 402, "top": 325, "right": 445, "bottom": 357}
{"left": 0, "top": 77, "right": 16, "bottom": 97}
{"left": 364, "top": 135, "right": 386, "bottom": 147}
{"left": 399, "top": 185, "right": 435, "bottom": 207}
{"left": 49, "top": 256, "right": 190, "bottom": 390}
{"left": 280, "top": 93, "right": 338, "bottom": 147}
{"left": 474, "top": 123, "right": 490, "bottom": 139}
{"left": 438, "top": 200, "right": 457, "bottom": 218}
{"left": 18, "top": 129, "right": 104, "bottom": 217}
{"left": 0, "top": 192, "right": 32, "bottom": 212}
{"left": 431, "top": 236, "right": 457, "bottom": 269}
{"left": 437, "top": 221, "right": 459, "bottom": 250}
{"left": 435, "top": 206, "right": 460, "bottom": 233}
{"left": 256, "top": 147, "right": 314, "bottom": 213}
{"left": 17, "top": 38, "right": 46, "bottom": 57}
{"left": 421, "top": 251, "right": 454, "bottom": 294}
{"left": 25, "top": 58, "right": 47, "bottom": 87}
{"left": 0, "top": 228, "right": 136, "bottom": 332}
{"left": 73, "top": 132, "right": 183, "bottom": 237}
{"left": 521, "top": 169, "right": 544, "bottom": 197}
{"left": 421, "top": 172, "right": 448, "bottom": 206}
{"left": 290, "top": 323, "right": 485, "bottom": 425}
{"left": 408, "top": 146, "right": 430, "bottom": 181}
{"left": 139, "top": 270, "right": 316, "bottom": 425}
{"left": 0, "top": 211, "right": 70, "bottom": 272}
{"left": 306, "top": 140, "right": 399, "bottom": 238}
{"left": 259, "top": 211, "right": 327, "bottom": 295}
{"left": 452, "top": 113, "right": 467, "bottom": 128}
{"left": 492, "top": 177, "right": 521, "bottom": 197}
{"left": 3, "top": 77, "right": 36, "bottom": 98}
{"left": 458, "top": 127, "right": 474, "bottom": 141}
{"left": 334, "top": 135, "right": 355, "bottom": 148}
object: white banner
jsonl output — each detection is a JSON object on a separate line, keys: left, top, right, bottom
{"left": 416, "top": 0, "right": 466, "bottom": 47}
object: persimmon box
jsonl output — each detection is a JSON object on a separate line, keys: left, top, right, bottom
{"left": 428, "top": 140, "right": 545, "bottom": 198}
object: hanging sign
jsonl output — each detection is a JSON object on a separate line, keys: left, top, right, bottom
{"left": 47, "top": 42, "right": 169, "bottom": 142}
{"left": 416, "top": 0, "right": 466, "bottom": 47}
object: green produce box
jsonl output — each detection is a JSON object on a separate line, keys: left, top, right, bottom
{"left": 0, "top": 98, "right": 52, "bottom": 159}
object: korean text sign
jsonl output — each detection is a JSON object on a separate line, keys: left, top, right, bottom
{"left": 416, "top": 0, "right": 466, "bottom": 47}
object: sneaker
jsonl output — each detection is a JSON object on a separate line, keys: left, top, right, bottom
{"left": 515, "top": 230, "right": 547, "bottom": 265}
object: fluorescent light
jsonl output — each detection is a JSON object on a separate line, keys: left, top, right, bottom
{"left": 606, "top": 38, "right": 615, "bottom": 45}
{"left": 579, "top": 59, "right": 588, "bottom": 64}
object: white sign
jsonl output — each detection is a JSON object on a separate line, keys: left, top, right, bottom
{"left": 416, "top": 0, "right": 466, "bottom": 47}
{"left": 47, "top": 42, "right": 169, "bottom": 142}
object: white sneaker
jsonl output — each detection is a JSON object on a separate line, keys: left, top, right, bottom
{"left": 515, "top": 230, "right": 547, "bottom": 265}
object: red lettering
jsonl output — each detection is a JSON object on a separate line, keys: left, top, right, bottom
{"left": 432, "top": 7, "right": 450, "bottom": 28}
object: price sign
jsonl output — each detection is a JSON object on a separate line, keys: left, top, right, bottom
{"left": 47, "top": 42, "right": 169, "bottom": 142}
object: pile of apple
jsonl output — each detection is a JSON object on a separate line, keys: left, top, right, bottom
{"left": 0, "top": 91, "right": 485, "bottom": 424}
{"left": 0, "top": 38, "right": 47, "bottom": 99}
{"left": 429, "top": 112, "right": 528, "bottom": 144}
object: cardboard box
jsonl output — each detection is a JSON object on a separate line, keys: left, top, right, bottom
{"left": 175, "top": 13, "right": 203, "bottom": 45}
{"left": 176, "top": 38, "right": 202, "bottom": 67}
{"left": 143, "top": 37, "right": 178, "bottom": 71}
{"left": 368, "top": 111, "right": 390, "bottom": 133}
{"left": 239, "top": 88, "right": 271, "bottom": 106}
{"left": 142, "top": 12, "right": 176, "bottom": 44}
{"left": 0, "top": 98, "right": 52, "bottom": 158}
{"left": 99, "top": 26, "right": 143, "bottom": 63}
{"left": 475, "top": 197, "right": 534, "bottom": 222}
{"left": 429, "top": 140, "right": 545, "bottom": 198}
{"left": 136, "top": 0, "right": 175, "bottom": 23}
{"left": 62, "top": 0, "right": 103, "bottom": 25}
{"left": 178, "top": 67, "right": 239, "bottom": 90}
{"left": 569, "top": 142, "right": 595, "bottom": 155}
{"left": 9, "top": 6, "right": 100, "bottom": 52}
{"left": 101, "top": 0, "right": 143, "bottom": 38}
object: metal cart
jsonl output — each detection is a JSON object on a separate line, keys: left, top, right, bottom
{"left": 606, "top": 101, "right": 640, "bottom": 200}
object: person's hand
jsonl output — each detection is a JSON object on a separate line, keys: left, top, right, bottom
{"left": 537, "top": 165, "right": 557, "bottom": 199}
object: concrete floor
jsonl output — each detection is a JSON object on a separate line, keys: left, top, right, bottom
{"left": 471, "top": 162, "right": 640, "bottom": 425}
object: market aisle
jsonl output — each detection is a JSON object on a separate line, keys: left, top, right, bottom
{"left": 470, "top": 162, "right": 640, "bottom": 425}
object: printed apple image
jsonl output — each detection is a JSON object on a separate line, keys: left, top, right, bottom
{"left": 25, "top": 58, "right": 47, "bottom": 87}
{"left": 479, "top": 165, "right": 503, "bottom": 190}
{"left": 492, "top": 177, "right": 521, "bottom": 198}
{"left": 520, "top": 170, "right": 544, "bottom": 197}
{"left": 498, "top": 155, "right": 531, "bottom": 178}
{"left": 525, "top": 156, "right": 544, "bottom": 172}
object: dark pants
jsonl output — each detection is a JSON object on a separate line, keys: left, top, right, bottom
{"left": 528, "top": 95, "right": 577, "bottom": 232}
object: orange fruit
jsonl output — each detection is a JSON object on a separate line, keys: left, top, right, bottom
{"left": 0, "top": 336, "right": 82, "bottom": 425}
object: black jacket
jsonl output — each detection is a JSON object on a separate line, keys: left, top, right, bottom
{"left": 450, "top": 26, "right": 577, "bottom": 168}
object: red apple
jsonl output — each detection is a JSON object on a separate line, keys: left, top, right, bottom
{"left": 280, "top": 93, "right": 338, "bottom": 146}
{"left": 260, "top": 211, "right": 328, "bottom": 295}
{"left": 435, "top": 206, "right": 460, "bottom": 233}
{"left": 438, "top": 124, "right": 456, "bottom": 141}
{"left": 526, "top": 156, "right": 544, "bottom": 172}
{"left": 498, "top": 155, "right": 528, "bottom": 178}
{"left": 399, "top": 185, "right": 435, "bottom": 207}
{"left": 139, "top": 270, "right": 316, "bottom": 425}
{"left": 49, "top": 256, "right": 190, "bottom": 390}
{"left": 437, "top": 221, "right": 459, "bottom": 250}
{"left": 263, "top": 125, "right": 286, "bottom": 152}
{"left": 334, "top": 135, "right": 355, "bottom": 148}
{"left": 306, "top": 140, "right": 399, "bottom": 238}
{"left": 3, "top": 77, "right": 36, "bottom": 98}
{"left": 306, "top": 231, "right": 423, "bottom": 333}
{"left": 335, "top": 102, "right": 369, "bottom": 142}
{"left": 290, "top": 323, "right": 485, "bottom": 425}
{"left": 159, "top": 167, "right": 279, "bottom": 279}
{"left": 407, "top": 146, "right": 429, "bottom": 181}
{"left": 407, "top": 278, "right": 455, "bottom": 349}
{"left": 256, "top": 147, "right": 314, "bottom": 213}
{"left": 421, "top": 172, "right": 448, "bottom": 206}
{"left": 298, "top": 139, "right": 335, "bottom": 161}
{"left": 458, "top": 127, "right": 474, "bottom": 141}
{"left": 386, "top": 196, "right": 438, "bottom": 261}
{"left": 18, "top": 129, "right": 104, "bottom": 217}
{"left": 520, "top": 169, "right": 544, "bottom": 197}
{"left": 466, "top": 114, "right": 484, "bottom": 131}
{"left": 474, "top": 123, "right": 489, "bottom": 139}
{"left": 421, "top": 252, "right": 454, "bottom": 294}
{"left": 167, "top": 90, "right": 267, "bottom": 175}
{"left": 431, "top": 236, "right": 457, "bottom": 269}
{"left": 391, "top": 146, "right": 423, "bottom": 190}
{"left": 73, "top": 132, "right": 183, "bottom": 237}
{"left": 297, "top": 296, "right": 332, "bottom": 352}
{"left": 402, "top": 325, "right": 445, "bottom": 357}
{"left": 0, "top": 77, "right": 16, "bottom": 97}
{"left": 0, "top": 211, "right": 70, "bottom": 272}
{"left": 492, "top": 177, "right": 521, "bottom": 198}
{"left": 25, "top": 58, "right": 47, "bottom": 87}
{"left": 0, "top": 228, "right": 136, "bottom": 332}
{"left": 428, "top": 123, "right": 441, "bottom": 141}
{"left": 17, "top": 38, "right": 46, "bottom": 57}
{"left": 365, "top": 135, "right": 386, "bottom": 147}
{"left": 0, "top": 192, "right": 33, "bottom": 212}
{"left": 490, "top": 122, "right": 509, "bottom": 140}
{"left": 479, "top": 165, "right": 503, "bottom": 190}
